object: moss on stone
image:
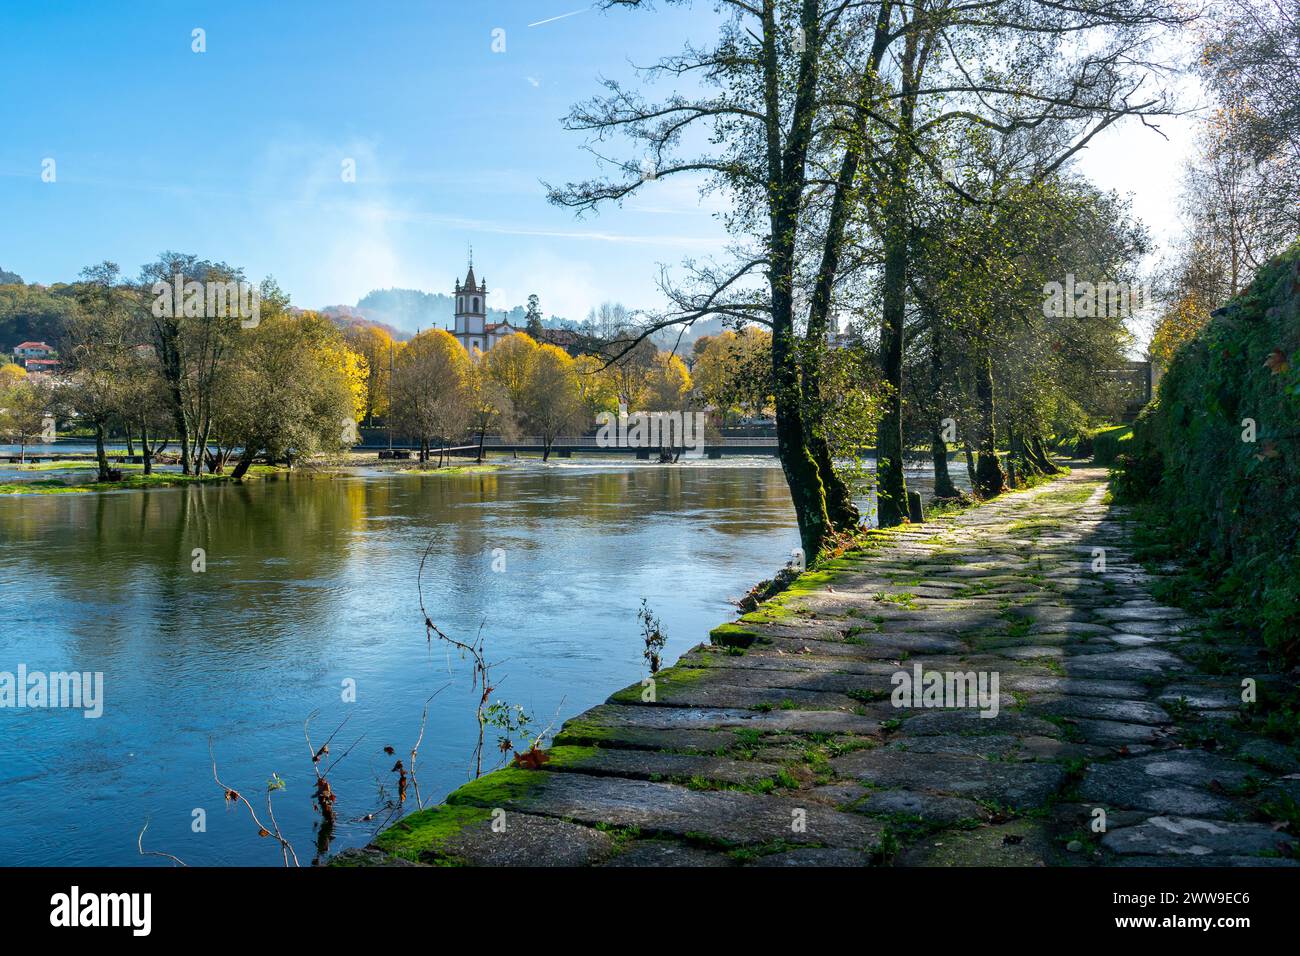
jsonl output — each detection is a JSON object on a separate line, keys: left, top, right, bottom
{"left": 371, "top": 804, "right": 493, "bottom": 862}
{"left": 552, "top": 715, "right": 616, "bottom": 745}
{"left": 444, "top": 766, "right": 547, "bottom": 809}
{"left": 608, "top": 664, "right": 710, "bottom": 703}
{"left": 710, "top": 621, "right": 761, "bottom": 647}
{"left": 539, "top": 744, "right": 601, "bottom": 768}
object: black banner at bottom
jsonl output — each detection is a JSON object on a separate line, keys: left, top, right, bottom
{"left": 0, "top": 864, "right": 1289, "bottom": 941}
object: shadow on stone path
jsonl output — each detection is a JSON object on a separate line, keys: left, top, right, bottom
{"left": 345, "top": 466, "right": 1300, "bottom": 867}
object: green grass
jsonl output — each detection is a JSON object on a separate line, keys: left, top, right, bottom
{"left": 394, "top": 463, "right": 503, "bottom": 476}
{"left": 5, "top": 458, "right": 145, "bottom": 472}
{"left": 369, "top": 804, "right": 493, "bottom": 863}
{"left": 0, "top": 466, "right": 290, "bottom": 495}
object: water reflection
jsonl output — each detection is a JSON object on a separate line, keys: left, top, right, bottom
{"left": 0, "top": 462, "right": 796, "bottom": 864}
{"left": 0, "top": 459, "right": 961, "bottom": 865}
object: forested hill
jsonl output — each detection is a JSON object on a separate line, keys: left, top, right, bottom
{"left": 0, "top": 278, "right": 77, "bottom": 353}
{"left": 349, "top": 287, "right": 530, "bottom": 333}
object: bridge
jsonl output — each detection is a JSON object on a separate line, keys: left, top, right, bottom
{"left": 1103, "top": 361, "right": 1154, "bottom": 422}
{"left": 365, "top": 435, "right": 781, "bottom": 459}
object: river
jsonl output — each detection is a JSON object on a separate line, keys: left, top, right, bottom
{"left": 0, "top": 458, "right": 958, "bottom": 865}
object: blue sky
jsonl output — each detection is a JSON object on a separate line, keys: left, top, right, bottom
{"left": 0, "top": 1, "right": 1196, "bottom": 326}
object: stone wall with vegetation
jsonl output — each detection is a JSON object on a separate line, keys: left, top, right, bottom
{"left": 1116, "top": 243, "right": 1300, "bottom": 665}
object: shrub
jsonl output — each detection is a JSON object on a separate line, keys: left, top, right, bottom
{"left": 1090, "top": 425, "right": 1132, "bottom": 466}
{"left": 1114, "top": 242, "right": 1300, "bottom": 665}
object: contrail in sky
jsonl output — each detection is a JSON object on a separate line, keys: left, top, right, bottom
{"left": 528, "top": 6, "right": 590, "bottom": 28}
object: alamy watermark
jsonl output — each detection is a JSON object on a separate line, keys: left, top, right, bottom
{"left": 1042, "top": 275, "right": 1148, "bottom": 319}
{"left": 891, "top": 662, "right": 1000, "bottom": 718}
{"left": 595, "top": 403, "right": 707, "bottom": 458}
{"left": 50, "top": 886, "right": 150, "bottom": 936}
{"left": 151, "top": 273, "right": 261, "bottom": 328}
{"left": 1, "top": 664, "right": 104, "bottom": 718}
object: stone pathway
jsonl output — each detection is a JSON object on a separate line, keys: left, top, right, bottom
{"left": 345, "top": 467, "right": 1300, "bottom": 867}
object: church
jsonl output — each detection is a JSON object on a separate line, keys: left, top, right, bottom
{"left": 449, "top": 260, "right": 520, "bottom": 353}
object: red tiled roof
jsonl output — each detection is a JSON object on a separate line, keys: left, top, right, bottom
{"left": 15, "top": 341, "right": 52, "bottom": 350}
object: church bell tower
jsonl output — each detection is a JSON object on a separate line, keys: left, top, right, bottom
{"left": 453, "top": 253, "right": 488, "bottom": 352}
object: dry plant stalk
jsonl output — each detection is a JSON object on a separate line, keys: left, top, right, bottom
{"left": 209, "top": 738, "right": 299, "bottom": 867}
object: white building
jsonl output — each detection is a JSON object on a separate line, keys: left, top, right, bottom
{"left": 450, "top": 262, "right": 519, "bottom": 353}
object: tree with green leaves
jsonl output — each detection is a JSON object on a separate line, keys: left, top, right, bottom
{"left": 0, "top": 375, "right": 54, "bottom": 464}
{"left": 218, "top": 309, "right": 360, "bottom": 480}
{"left": 549, "top": 0, "right": 1187, "bottom": 557}
{"left": 61, "top": 263, "right": 138, "bottom": 481}
{"left": 524, "top": 294, "right": 544, "bottom": 338}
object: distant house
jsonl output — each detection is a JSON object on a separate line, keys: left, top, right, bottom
{"left": 13, "top": 341, "right": 55, "bottom": 361}
{"left": 22, "top": 358, "right": 61, "bottom": 376}
{"left": 483, "top": 318, "right": 522, "bottom": 349}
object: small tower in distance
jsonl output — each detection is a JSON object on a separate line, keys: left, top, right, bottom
{"left": 453, "top": 254, "right": 488, "bottom": 353}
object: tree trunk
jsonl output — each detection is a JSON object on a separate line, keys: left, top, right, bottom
{"left": 1030, "top": 434, "right": 1059, "bottom": 474}
{"left": 140, "top": 420, "right": 153, "bottom": 475}
{"left": 1015, "top": 429, "right": 1049, "bottom": 485}
{"left": 156, "top": 323, "right": 192, "bottom": 476}
{"left": 972, "top": 350, "right": 1005, "bottom": 497}
{"left": 477, "top": 429, "right": 486, "bottom": 464}
{"left": 807, "top": 433, "right": 859, "bottom": 531}
{"left": 94, "top": 422, "right": 111, "bottom": 482}
{"left": 876, "top": 219, "right": 909, "bottom": 526}
{"left": 125, "top": 424, "right": 135, "bottom": 457}
{"left": 931, "top": 430, "right": 960, "bottom": 499}
{"left": 759, "top": 0, "right": 834, "bottom": 560}
{"left": 926, "top": 319, "right": 961, "bottom": 500}
{"left": 230, "top": 448, "right": 256, "bottom": 480}
{"left": 771, "top": 289, "right": 829, "bottom": 557}
{"left": 197, "top": 417, "right": 215, "bottom": 473}
{"left": 800, "top": 111, "right": 863, "bottom": 536}
{"left": 173, "top": 393, "right": 191, "bottom": 476}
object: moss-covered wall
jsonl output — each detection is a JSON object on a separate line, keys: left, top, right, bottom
{"left": 1117, "top": 243, "right": 1300, "bottom": 663}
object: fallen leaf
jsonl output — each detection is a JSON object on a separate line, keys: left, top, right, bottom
{"left": 513, "top": 747, "right": 551, "bottom": 770}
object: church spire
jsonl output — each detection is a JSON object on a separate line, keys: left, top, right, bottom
{"left": 462, "top": 247, "right": 483, "bottom": 293}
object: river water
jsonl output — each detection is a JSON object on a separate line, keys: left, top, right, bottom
{"left": 0, "top": 458, "right": 957, "bottom": 865}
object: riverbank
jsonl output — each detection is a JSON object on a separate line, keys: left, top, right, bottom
{"left": 0, "top": 461, "right": 809, "bottom": 865}
{"left": 0, "top": 463, "right": 294, "bottom": 495}
{"left": 346, "top": 466, "right": 1300, "bottom": 867}
{"left": 0, "top": 457, "right": 510, "bottom": 495}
